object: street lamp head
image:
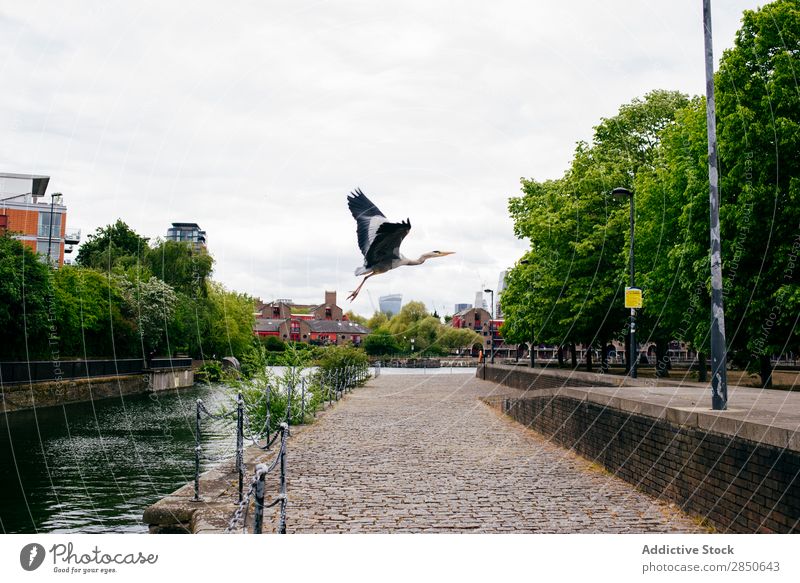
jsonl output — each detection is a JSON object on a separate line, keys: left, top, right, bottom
{"left": 484, "top": 288, "right": 493, "bottom": 293}
{"left": 612, "top": 187, "right": 632, "bottom": 197}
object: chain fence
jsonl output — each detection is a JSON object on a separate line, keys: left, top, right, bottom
{"left": 192, "top": 362, "right": 372, "bottom": 533}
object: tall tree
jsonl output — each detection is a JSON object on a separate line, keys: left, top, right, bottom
{"left": 0, "top": 235, "right": 51, "bottom": 358}
{"left": 145, "top": 239, "right": 213, "bottom": 296}
{"left": 714, "top": 0, "right": 800, "bottom": 385}
{"left": 504, "top": 91, "right": 689, "bottom": 369}
{"left": 75, "top": 219, "right": 150, "bottom": 270}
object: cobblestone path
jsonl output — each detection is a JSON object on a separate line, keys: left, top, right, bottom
{"left": 282, "top": 374, "right": 703, "bottom": 533}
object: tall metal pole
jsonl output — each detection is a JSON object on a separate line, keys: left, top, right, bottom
{"left": 46, "top": 195, "right": 55, "bottom": 266}
{"left": 485, "top": 289, "right": 495, "bottom": 364}
{"left": 629, "top": 194, "right": 637, "bottom": 379}
{"left": 703, "top": 0, "right": 729, "bottom": 410}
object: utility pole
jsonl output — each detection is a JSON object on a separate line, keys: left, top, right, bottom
{"left": 703, "top": 0, "right": 729, "bottom": 410}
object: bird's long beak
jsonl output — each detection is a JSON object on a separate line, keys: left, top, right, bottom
{"left": 439, "top": 251, "right": 455, "bottom": 256}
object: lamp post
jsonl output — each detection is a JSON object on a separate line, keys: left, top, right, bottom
{"left": 484, "top": 288, "right": 494, "bottom": 364}
{"left": 613, "top": 187, "right": 637, "bottom": 379}
{"left": 703, "top": 0, "right": 728, "bottom": 410}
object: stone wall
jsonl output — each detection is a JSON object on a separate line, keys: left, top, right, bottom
{"left": 0, "top": 374, "right": 149, "bottom": 412}
{"left": 1, "top": 368, "right": 194, "bottom": 412}
{"left": 483, "top": 392, "right": 799, "bottom": 533}
{"left": 150, "top": 368, "right": 194, "bottom": 392}
{"left": 478, "top": 363, "right": 621, "bottom": 391}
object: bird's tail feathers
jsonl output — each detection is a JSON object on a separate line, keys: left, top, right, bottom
{"left": 355, "top": 265, "right": 370, "bottom": 276}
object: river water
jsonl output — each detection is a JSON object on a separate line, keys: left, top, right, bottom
{"left": 0, "top": 384, "right": 234, "bottom": 534}
{"left": 0, "top": 367, "right": 476, "bottom": 533}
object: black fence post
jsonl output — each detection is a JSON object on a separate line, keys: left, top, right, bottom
{"left": 278, "top": 425, "right": 287, "bottom": 534}
{"left": 194, "top": 398, "right": 201, "bottom": 501}
{"left": 236, "top": 391, "right": 244, "bottom": 503}
{"left": 253, "top": 464, "right": 266, "bottom": 535}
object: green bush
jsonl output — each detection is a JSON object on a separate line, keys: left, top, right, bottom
{"left": 196, "top": 360, "right": 224, "bottom": 383}
{"left": 259, "top": 335, "right": 286, "bottom": 352}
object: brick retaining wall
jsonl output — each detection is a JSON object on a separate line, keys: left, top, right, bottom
{"left": 478, "top": 363, "right": 621, "bottom": 391}
{"left": 482, "top": 390, "right": 799, "bottom": 533}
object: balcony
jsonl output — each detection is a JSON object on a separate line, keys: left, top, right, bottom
{"left": 65, "top": 228, "right": 81, "bottom": 245}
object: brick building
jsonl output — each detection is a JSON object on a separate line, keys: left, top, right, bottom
{"left": 0, "top": 173, "right": 80, "bottom": 266}
{"left": 254, "top": 291, "right": 369, "bottom": 346}
{"left": 451, "top": 307, "right": 490, "bottom": 332}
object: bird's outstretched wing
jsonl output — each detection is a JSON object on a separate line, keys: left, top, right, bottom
{"left": 365, "top": 219, "right": 411, "bottom": 266}
{"left": 348, "top": 188, "right": 387, "bottom": 257}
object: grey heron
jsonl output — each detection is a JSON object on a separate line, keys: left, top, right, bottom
{"left": 346, "top": 188, "right": 454, "bottom": 302}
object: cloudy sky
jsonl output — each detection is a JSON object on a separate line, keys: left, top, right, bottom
{"left": 1, "top": 0, "right": 761, "bottom": 317}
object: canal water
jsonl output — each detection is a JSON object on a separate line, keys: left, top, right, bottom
{"left": 0, "top": 384, "right": 234, "bottom": 534}
{"left": 0, "top": 367, "right": 476, "bottom": 534}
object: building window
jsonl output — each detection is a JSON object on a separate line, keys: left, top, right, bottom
{"left": 36, "top": 240, "right": 59, "bottom": 263}
{"left": 273, "top": 307, "right": 280, "bottom": 317}
{"left": 38, "top": 211, "right": 62, "bottom": 239}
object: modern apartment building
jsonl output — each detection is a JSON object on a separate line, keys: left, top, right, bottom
{"left": 166, "top": 222, "right": 207, "bottom": 251}
{"left": 0, "top": 172, "right": 80, "bottom": 266}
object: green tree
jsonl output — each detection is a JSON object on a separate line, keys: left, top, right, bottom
{"left": 436, "top": 326, "right": 481, "bottom": 353}
{"left": 145, "top": 239, "right": 213, "bottom": 295}
{"left": 344, "top": 310, "right": 368, "bottom": 326}
{"left": 366, "top": 311, "right": 388, "bottom": 329}
{"left": 51, "top": 265, "right": 138, "bottom": 358}
{"left": 714, "top": 0, "right": 800, "bottom": 385}
{"left": 505, "top": 91, "right": 689, "bottom": 370}
{"left": 75, "top": 219, "right": 149, "bottom": 270}
{"left": 363, "top": 328, "right": 400, "bottom": 355}
{"left": 387, "top": 301, "right": 428, "bottom": 337}
{"left": 116, "top": 275, "right": 178, "bottom": 355}
{"left": 0, "top": 235, "right": 51, "bottom": 358}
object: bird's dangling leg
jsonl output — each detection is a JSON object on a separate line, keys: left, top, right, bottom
{"left": 347, "top": 274, "right": 373, "bottom": 302}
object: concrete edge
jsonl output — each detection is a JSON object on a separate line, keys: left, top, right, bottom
{"left": 489, "top": 386, "right": 797, "bottom": 452}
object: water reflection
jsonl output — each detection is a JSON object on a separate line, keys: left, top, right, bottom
{"left": 0, "top": 367, "right": 475, "bottom": 533}
{"left": 0, "top": 384, "right": 234, "bottom": 533}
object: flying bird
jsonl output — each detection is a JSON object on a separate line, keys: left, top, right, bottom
{"left": 346, "top": 188, "right": 454, "bottom": 302}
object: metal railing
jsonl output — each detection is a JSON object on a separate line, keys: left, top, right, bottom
{"left": 0, "top": 358, "right": 145, "bottom": 384}
{"left": 227, "top": 423, "right": 288, "bottom": 534}
{"left": 192, "top": 362, "right": 372, "bottom": 534}
{"left": 316, "top": 363, "right": 370, "bottom": 405}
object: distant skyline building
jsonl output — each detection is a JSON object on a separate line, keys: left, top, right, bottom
{"left": 474, "top": 291, "right": 488, "bottom": 312}
{"left": 379, "top": 293, "right": 403, "bottom": 316}
{"left": 454, "top": 303, "right": 472, "bottom": 314}
{"left": 166, "top": 222, "right": 207, "bottom": 250}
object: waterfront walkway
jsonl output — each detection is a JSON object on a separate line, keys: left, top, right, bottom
{"left": 261, "top": 374, "right": 702, "bottom": 533}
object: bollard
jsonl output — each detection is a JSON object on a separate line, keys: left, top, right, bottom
{"left": 253, "top": 464, "right": 267, "bottom": 534}
{"left": 278, "top": 425, "right": 287, "bottom": 534}
{"left": 194, "top": 399, "right": 201, "bottom": 501}
{"left": 236, "top": 392, "right": 244, "bottom": 503}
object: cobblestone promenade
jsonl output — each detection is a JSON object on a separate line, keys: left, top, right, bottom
{"left": 281, "top": 374, "right": 703, "bottom": 533}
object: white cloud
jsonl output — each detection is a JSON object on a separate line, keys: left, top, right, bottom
{"left": 0, "top": 0, "right": 760, "bottom": 315}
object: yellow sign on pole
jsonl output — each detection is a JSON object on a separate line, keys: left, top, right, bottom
{"left": 625, "top": 287, "right": 642, "bottom": 309}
